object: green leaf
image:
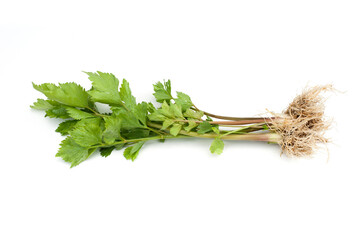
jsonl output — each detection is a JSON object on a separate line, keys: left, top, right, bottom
{"left": 170, "top": 123, "right": 182, "bottom": 136}
{"left": 30, "top": 98, "right": 54, "bottom": 110}
{"left": 112, "top": 107, "right": 143, "bottom": 130}
{"left": 115, "top": 143, "right": 126, "bottom": 150}
{"left": 32, "top": 82, "right": 89, "bottom": 108}
{"left": 197, "top": 121, "right": 213, "bottom": 134}
{"left": 147, "top": 102, "right": 156, "bottom": 113}
{"left": 103, "top": 115, "right": 122, "bottom": 144}
{"left": 100, "top": 146, "right": 115, "bottom": 157}
{"left": 184, "top": 109, "right": 203, "bottom": 119}
{"left": 70, "top": 122, "right": 103, "bottom": 147}
{"left": 120, "top": 79, "right": 137, "bottom": 110}
{"left": 65, "top": 107, "right": 95, "bottom": 120}
{"left": 75, "top": 117, "right": 102, "bottom": 128}
{"left": 134, "top": 102, "right": 148, "bottom": 126}
{"left": 174, "top": 92, "right": 192, "bottom": 111}
{"left": 161, "top": 119, "right": 174, "bottom": 130}
{"left": 210, "top": 138, "right": 224, "bottom": 155}
{"left": 159, "top": 101, "right": 173, "bottom": 118}
{"left": 56, "top": 120, "right": 78, "bottom": 136}
{"left": 212, "top": 127, "right": 220, "bottom": 135}
{"left": 123, "top": 141, "right": 145, "bottom": 161}
{"left": 56, "top": 137, "right": 93, "bottom": 167}
{"left": 148, "top": 111, "right": 167, "bottom": 122}
{"left": 170, "top": 103, "right": 183, "bottom": 119}
{"left": 184, "top": 120, "right": 197, "bottom": 132}
{"left": 153, "top": 80, "right": 172, "bottom": 103}
{"left": 45, "top": 106, "right": 70, "bottom": 119}
{"left": 85, "top": 71, "right": 122, "bottom": 105}
{"left": 122, "top": 129, "right": 150, "bottom": 139}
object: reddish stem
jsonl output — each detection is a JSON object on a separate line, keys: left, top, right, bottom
{"left": 192, "top": 105, "right": 275, "bottom": 122}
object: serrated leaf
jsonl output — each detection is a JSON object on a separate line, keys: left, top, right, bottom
{"left": 197, "top": 121, "right": 213, "bottom": 134}
{"left": 122, "top": 129, "right": 150, "bottom": 139}
{"left": 170, "top": 103, "right": 183, "bottom": 119}
{"left": 103, "top": 115, "right": 122, "bottom": 144}
{"left": 120, "top": 79, "right": 137, "bottom": 110}
{"left": 115, "top": 143, "right": 125, "bottom": 150}
{"left": 210, "top": 138, "right": 224, "bottom": 155}
{"left": 111, "top": 106, "right": 143, "bottom": 130}
{"left": 174, "top": 92, "right": 193, "bottom": 111}
{"left": 30, "top": 98, "right": 54, "bottom": 110}
{"left": 153, "top": 80, "right": 172, "bottom": 103}
{"left": 147, "top": 102, "right": 156, "bottom": 113}
{"left": 85, "top": 71, "right": 122, "bottom": 105}
{"left": 184, "top": 120, "right": 197, "bottom": 132}
{"left": 159, "top": 101, "right": 173, "bottom": 118}
{"left": 161, "top": 119, "right": 174, "bottom": 130}
{"left": 45, "top": 106, "right": 70, "bottom": 119}
{"left": 65, "top": 107, "right": 95, "bottom": 120}
{"left": 70, "top": 122, "right": 103, "bottom": 147}
{"left": 148, "top": 111, "right": 167, "bottom": 122}
{"left": 123, "top": 141, "right": 145, "bottom": 161}
{"left": 184, "top": 109, "right": 203, "bottom": 119}
{"left": 75, "top": 117, "right": 102, "bottom": 128}
{"left": 134, "top": 102, "right": 148, "bottom": 126}
{"left": 100, "top": 146, "right": 115, "bottom": 157}
{"left": 170, "top": 123, "right": 182, "bottom": 136}
{"left": 56, "top": 120, "right": 78, "bottom": 136}
{"left": 32, "top": 82, "right": 89, "bottom": 108}
{"left": 56, "top": 137, "right": 93, "bottom": 167}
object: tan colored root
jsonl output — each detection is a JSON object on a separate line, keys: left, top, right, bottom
{"left": 270, "top": 85, "right": 333, "bottom": 157}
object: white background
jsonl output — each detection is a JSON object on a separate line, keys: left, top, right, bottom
{"left": 1, "top": 1, "right": 361, "bottom": 239}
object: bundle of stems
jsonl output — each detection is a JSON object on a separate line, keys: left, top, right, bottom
{"left": 31, "top": 71, "right": 333, "bottom": 167}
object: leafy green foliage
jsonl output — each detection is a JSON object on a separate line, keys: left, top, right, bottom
{"left": 123, "top": 142, "right": 145, "bottom": 161}
{"left": 161, "top": 119, "right": 174, "bottom": 130}
{"left": 85, "top": 71, "right": 123, "bottom": 106}
{"left": 45, "top": 105, "right": 70, "bottom": 119}
{"left": 31, "top": 99, "right": 55, "bottom": 110}
{"left": 153, "top": 80, "right": 172, "bottom": 103}
{"left": 170, "top": 123, "right": 182, "bottom": 136}
{"left": 112, "top": 106, "right": 144, "bottom": 130}
{"left": 103, "top": 115, "right": 122, "bottom": 144}
{"left": 31, "top": 71, "right": 235, "bottom": 167}
{"left": 33, "top": 82, "right": 89, "bottom": 108}
{"left": 70, "top": 120, "right": 103, "bottom": 147}
{"left": 184, "top": 109, "right": 203, "bottom": 119}
{"left": 212, "top": 127, "right": 220, "bottom": 135}
{"left": 134, "top": 102, "right": 148, "bottom": 126}
{"left": 65, "top": 107, "right": 95, "bottom": 120}
{"left": 120, "top": 79, "right": 137, "bottom": 110}
{"left": 184, "top": 120, "right": 197, "bottom": 132}
{"left": 197, "top": 121, "right": 213, "bottom": 134}
{"left": 174, "top": 92, "right": 193, "bottom": 111}
{"left": 100, "top": 146, "right": 115, "bottom": 157}
{"left": 56, "top": 137, "right": 94, "bottom": 168}
{"left": 210, "top": 138, "right": 224, "bottom": 155}
{"left": 56, "top": 120, "right": 78, "bottom": 136}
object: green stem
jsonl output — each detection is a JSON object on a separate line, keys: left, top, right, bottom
{"left": 147, "top": 122, "right": 280, "bottom": 142}
{"left": 90, "top": 134, "right": 189, "bottom": 149}
{"left": 220, "top": 124, "right": 264, "bottom": 137}
{"left": 192, "top": 105, "right": 276, "bottom": 122}
{"left": 175, "top": 119, "right": 272, "bottom": 125}
{"left": 146, "top": 126, "right": 165, "bottom": 136}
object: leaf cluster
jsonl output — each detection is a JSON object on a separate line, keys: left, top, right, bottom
{"left": 31, "top": 72, "right": 224, "bottom": 167}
